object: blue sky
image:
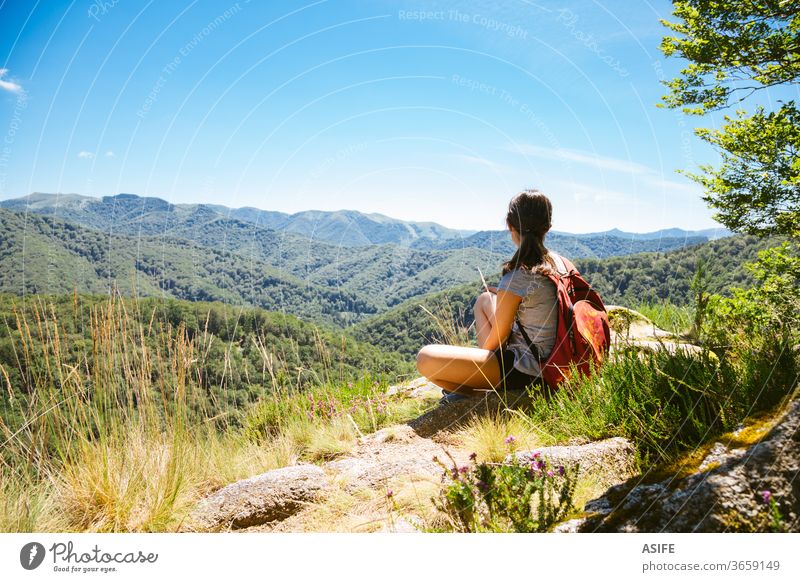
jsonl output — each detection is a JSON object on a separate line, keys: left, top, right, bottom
{"left": 0, "top": 0, "right": 795, "bottom": 233}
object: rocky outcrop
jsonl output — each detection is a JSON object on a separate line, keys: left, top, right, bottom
{"left": 557, "top": 399, "right": 800, "bottom": 532}
{"left": 184, "top": 464, "right": 329, "bottom": 531}
{"left": 185, "top": 369, "right": 796, "bottom": 533}
{"left": 516, "top": 437, "right": 638, "bottom": 491}
{"left": 325, "top": 425, "right": 446, "bottom": 490}
{"left": 407, "top": 388, "right": 532, "bottom": 438}
{"left": 607, "top": 305, "right": 703, "bottom": 356}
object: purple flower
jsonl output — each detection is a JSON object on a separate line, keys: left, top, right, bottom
{"left": 537, "top": 459, "right": 546, "bottom": 471}
{"left": 558, "top": 465, "right": 565, "bottom": 476}
{"left": 761, "top": 490, "right": 772, "bottom": 504}
{"left": 386, "top": 490, "right": 394, "bottom": 499}
{"left": 547, "top": 470, "right": 554, "bottom": 477}
{"left": 504, "top": 435, "right": 516, "bottom": 444}
{"left": 532, "top": 452, "right": 541, "bottom": 459}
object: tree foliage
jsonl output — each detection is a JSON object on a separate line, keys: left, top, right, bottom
{"left": 660, "top": 0, "right": 800, "bottom": 236}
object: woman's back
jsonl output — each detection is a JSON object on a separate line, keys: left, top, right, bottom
{"left": 496, "top": 252, "right": 567, "bottom": 377}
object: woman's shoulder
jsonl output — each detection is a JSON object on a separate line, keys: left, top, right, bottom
{"left": 498, "top": 266, "right": 550, "bottom": 296}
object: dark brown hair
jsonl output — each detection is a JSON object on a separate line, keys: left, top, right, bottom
{"left": 501, "top": 189, "right": 555, "bottom": 275}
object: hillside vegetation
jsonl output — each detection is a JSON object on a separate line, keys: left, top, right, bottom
{"left": 577, "top": 235, "right": 784, "bottom": 306}
{"left": 0, "top": 293, "right": 411, "bottom": 427}
{"left": 0, "top": 291, "right": 424, "bottom": 532}
{"left": 0, "top": 209, "right": 377, "bottom": 326}
{"left": 0, "top": 203, "right": 505, "bottom": 314}
{"left": 0, "top": 200, "right": 758, "bottom": 335}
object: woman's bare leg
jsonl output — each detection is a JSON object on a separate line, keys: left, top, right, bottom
{"left": 425, "top": 377, "right": 486, "bottom": 397}
{"left": 416, "top": 344, "right": 502, "bottom": 393}
{"left": 474, "top": 291, "right": 497, "bottom": 349}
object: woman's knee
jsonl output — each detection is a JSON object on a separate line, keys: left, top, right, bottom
{"left": 473, "top": 290, "right": 494, "bottom": 313}
{"left": 416, "top": 344, "right": 453, "bottom": 377}
{"left": 416, "top": 344, "right": 436, "bottom": 376}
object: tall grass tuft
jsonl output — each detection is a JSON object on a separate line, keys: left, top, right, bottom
{"left": 632, "top": 301, "right": 693, "bottom": 335}
{"left": 0, "top": 292, "right": 422, "bottom": 532}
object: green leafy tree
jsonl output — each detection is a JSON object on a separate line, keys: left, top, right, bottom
{"left": 660, "top": 1, "right": 800, "bottom": 237}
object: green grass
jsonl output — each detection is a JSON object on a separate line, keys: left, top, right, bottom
{"left": 519, "top": 332, "right": 797, "bottom": 468}
{"left": 632, "top": 301, "right": 693, "bottom": 335}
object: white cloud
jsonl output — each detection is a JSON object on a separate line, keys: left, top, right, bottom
{"left": 0, "top": 68, "right": 23, "bottom": 94}
{"left": 642, "top": 175, "right": 702, "bottom": 196}
{"left": 105, "top": 150, "right": 115, "bottom": 157}
{"left": 452, "top": 154, "right": 507, "bottom": 171}
{"left": 507, "top": 143, "right": 651, "bottom": 175}
{"left": 510, "top": 143, "right": 703, "bottom": 198}
{"left": 554, "top": 180, "right": 627, "bottom": 204}
{"left": 78, "top": 151, "right": 95, "bottom": 159}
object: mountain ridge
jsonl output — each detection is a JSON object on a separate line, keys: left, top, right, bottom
{"left": 1, "top": 192, "right": 732, "bottom": 249}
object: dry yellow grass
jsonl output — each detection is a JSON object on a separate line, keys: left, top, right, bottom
{"left": 0, "top": 293, "right": 418, "bottom": 532}
{"left": 455, "top": 412, "right": 544, "bottom": 463}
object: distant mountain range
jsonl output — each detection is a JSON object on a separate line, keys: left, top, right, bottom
{"left": 0, "top": 192, "right": 736, "bottom": 328}
{"left": 1, "top": 193, "right": 731, "bottom": 256}
{"left": 0, "top": 208, "right": 376, "bottom": 327}
{"left": 0, "top": 192, "right": 471, "bottom": 248}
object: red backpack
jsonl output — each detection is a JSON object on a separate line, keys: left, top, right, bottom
{"left": 515, "top": 253, "right": 611, "bottom": 390}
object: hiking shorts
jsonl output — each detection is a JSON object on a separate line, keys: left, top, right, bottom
{"left": 492, "top": 347, "right": 544, "bottom": 392}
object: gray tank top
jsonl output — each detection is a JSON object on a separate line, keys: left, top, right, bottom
{"left": 496, "top": 253, "right": 566, "bottom": 376}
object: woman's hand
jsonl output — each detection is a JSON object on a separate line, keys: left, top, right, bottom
{"left": 485, "top": 286, "right": 498, "bottom": 294}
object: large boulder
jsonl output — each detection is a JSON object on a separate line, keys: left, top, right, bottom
{"left": 183, "top": 464, "right": 329, "bottom": 531}
{"left": 606, "top": 305, "right": 703, "bottom": 356}
{"left": 325, "top": 425, "right": 443, "bottom": 490}
{"left": 515, "top": 437, "right": 637, "bottom": 491}
{"left": 558, "top": 399, "right": 800, "bottom": 532}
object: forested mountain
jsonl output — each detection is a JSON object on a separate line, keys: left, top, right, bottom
{"left": 0, "top": 203, "right": 504, "bottom": 312}
{"left": 350, "top": 281, "right": 479, "bottom": 359}
{"left": 576, "top": 235, "right": 782, "bottom": 307}
{"left": 0, "top": 192, "right": 471, "bottom": 248}
{"left": 209, "top": 205, "right": 473, "bottom": 246}
{"left": 0, "top": 209, "right": 376, "bottom": 326}
{"left": 0, "top": 193, "right": 748, "bottom": 340}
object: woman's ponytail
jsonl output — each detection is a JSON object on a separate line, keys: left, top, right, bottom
{"left": 501, "top": 190, "right": 554, "bottom": 276}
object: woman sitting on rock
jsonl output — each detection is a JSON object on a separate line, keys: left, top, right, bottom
{"left": 415, "top": 189, "right": 568, "bottom": 403}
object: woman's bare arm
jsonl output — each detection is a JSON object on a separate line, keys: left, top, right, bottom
{"left": 480, "top": 289, "right": 522, "bottom": 351}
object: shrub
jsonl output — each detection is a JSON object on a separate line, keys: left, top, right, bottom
{"left": 432, "top": 443, "right": 579, "bottom": 533}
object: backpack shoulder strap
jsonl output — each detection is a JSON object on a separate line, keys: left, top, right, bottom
{"left": 551, "top": 252, "right": 579, "bottom": 276}
{"left": 548, "top": 251, "right": 569, "bottom": 275}
{"left": 515, "top": 314, "right": 543, "bottom": 363}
